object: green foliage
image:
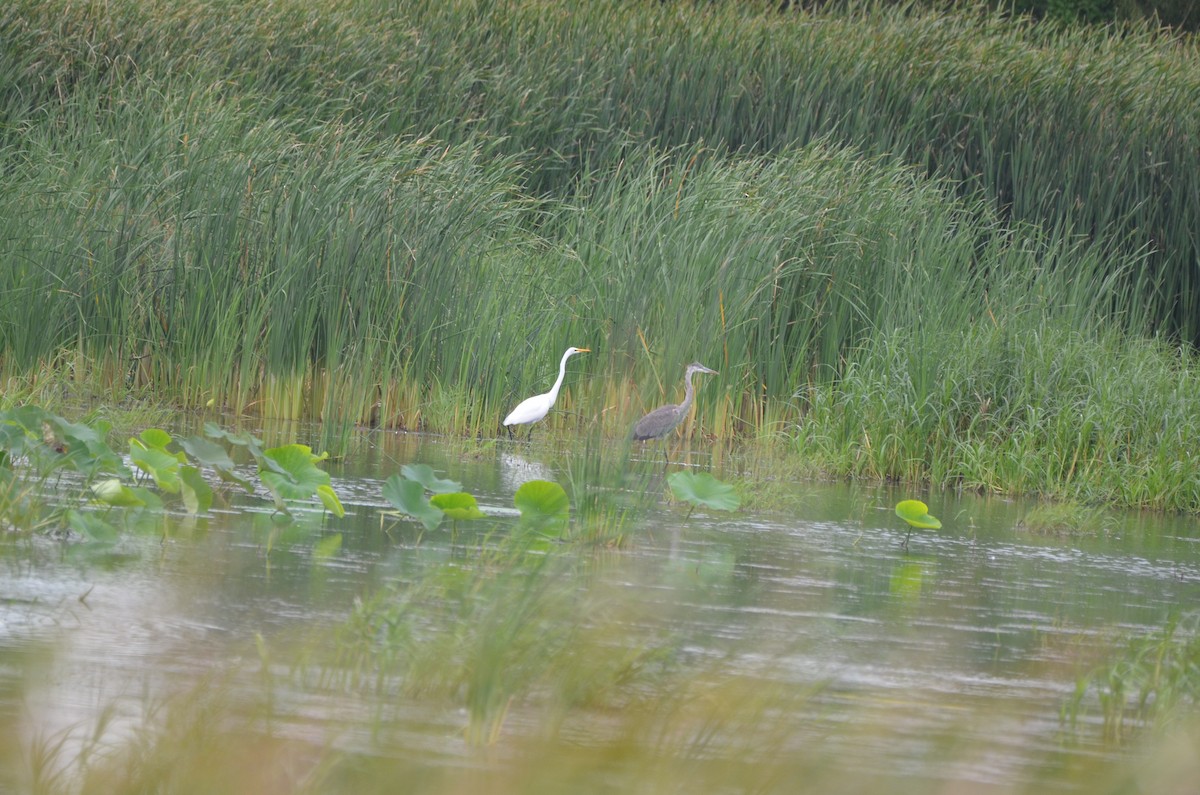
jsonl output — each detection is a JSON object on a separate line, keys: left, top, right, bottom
{"left": 130, "top": 429, "right": 187, "bottom": 493}
{"left": 793, "top": 325, "right": 1200, "bottom": 511}
{"left": 380, "top": 465, "right": 491, "bottom": 530}
{"left": 179, "top": 434, "right": 254, "bottom": 492}
{"left": 1017, "top": 501, "right": 1109, "bottom": 537}
{"left": 895, "top": 499, "right": 941, "bottom": 530}
{"left": 1, "top": 0, "right": 1200, "bottom": 513}
{"left": 0, "top": 407, "right": 345, "bottom": 540}
{"left": 667, "top": 472, "right": 741, "bottom": 515}
{"left": 429, "top": 492, "right": 487, "bottom": 522}
{"left": 338, "top": 548, "right": 684, "bottom": 747}
{"left": 90, "top": 478, "right": 147, "bottom": 509}
{"left": 513, "top": 479, "right": 570, "bottom": 533}
{"left": 259, "top": 444, "right": 345, "bottom": 518}
{"left": 65, "top": 508, "right": 121, "bottom": 544}
{"left": 1003, "top": 0, "right": 1196, "bottom": 28}
{"left": 1065, "top": 615, "right": 1200, "bottom": 743}
{"left": 381, "top": 475, "right": 445, "bottom": 532}
{"left": 399, "top": 464, "right": 462, "bottom": 495}
{"left": 896, "top": 498, "right": 941, "bottom": 548}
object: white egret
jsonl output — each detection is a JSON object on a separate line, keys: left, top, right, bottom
{"left": 503, "top": 346, "right": 590, "bottom": 439}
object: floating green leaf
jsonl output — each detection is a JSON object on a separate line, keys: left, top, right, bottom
{"left": 895, "top": 499, "right": 941, "bottom": 548}
{"left": 514, "top": 480, "right": 569, "bottom": 532}
{"left": 47, "top": 415, "right": 126, "bottom": 478}
{"left": 316, "top": 484, "right": 345, "bottom": 518}
{"left": 140, "top": 428, "right": 174, "bottom": 450}
{"left": 129, "top": 487, "right": 165, "bottom": 513}
{"left": 181, "top": 434, "right": 236, "bottom": 469}
{"left": 179, "top": 435, "right": 253, "bottom": 492}
{"left": 382, "top": 475, "right": 444, "bottom": 531}
{"left": 203, "top": 424, "right": 269, "bottom": 467}
{"left": 895, "top": 500, "right": 941, "bottom": 529}
{"left": 179, "top": 465, "right": 213, "bottom": 515}
{"left": 90, "top": 478, "right": 146, "bottom": 508}
{"left": 401, "top": 463, "right": 462, "bottom": 494}
{"left": 1, "top": 407, "right": 126, "bottom": 480}
{"left": 429, "top": 492, "right": 487, "bottom": 521}
{"left": 258, "top": 444, "right": 343, "bottom": 516}
{"left": 667, "top": 472, "right": 741, "bottom": 513}
{"left": 65, "top": 509, "right": 119, "bottom": 543}
{"left": 129, "top": 429, "right": 186, "bottom": 493}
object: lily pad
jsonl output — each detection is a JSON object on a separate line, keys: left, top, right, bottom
{"left": 66, "top": 509, "right": 119, "bottom": 543}
{"left": 316, "top": 484, "right": 346, "bottom": 517}
{"left": 179, "top": 434, "right": 253, "bottom": 492}
{"left": 179, "top": 465, "right": 214, "bottom": 515}
{"left": 47, "top": 415, "right": 126, "bottom": 477}
{"left": 400, "top": 463, "right": 462, "bottom": 494}
{"left": 203, "top": 424, "right": 269, "bottom": 467}
{"left": 382, "top": 475, "right": 444, "bottom": 531}
{"left": 514, "top": 480, "right": 569, "bottom": 532}
{"left": 90, "top": 478, "right": 146, "bottom": 508}
{"left": 129, "top": 429, "right": 186, "bottom": 493}
{"left": 895, "top": 499, "right": 941, "bottom": 529}
{"left": 429, "top": 492, "right": 487, "bottom": 521}
{"left": 258, "top": 444, "right": 344, "bottom": 517}
{"left": 667, "top": 471, "right": 741, "bottom": 513}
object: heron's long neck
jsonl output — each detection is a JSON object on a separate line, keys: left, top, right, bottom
{"left": 678, "top": 369, "right": 697, "bottom": 414}
{"left": 546, "top": 350, "right": 572, "bottom": 402}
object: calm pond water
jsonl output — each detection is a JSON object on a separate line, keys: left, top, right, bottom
{"left": 2, "top": 428, "right": 1199, "bottom": 792}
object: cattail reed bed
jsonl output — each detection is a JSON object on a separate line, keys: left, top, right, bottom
{"left": 2, "top": 0, "right": 1200, "bottom": 510}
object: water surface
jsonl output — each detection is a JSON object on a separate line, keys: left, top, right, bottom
{"left": 3, "top": 429, "right": 1198, "bottom": 792}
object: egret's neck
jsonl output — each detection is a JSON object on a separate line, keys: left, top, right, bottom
{"left": 547, "top": 350, "right": 573, "bottom": 402}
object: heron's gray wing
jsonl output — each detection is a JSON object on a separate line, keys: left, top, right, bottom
{"left": 631, "top": 404, "right": 681, "bottom": 440}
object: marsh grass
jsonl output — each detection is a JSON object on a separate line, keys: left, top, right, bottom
{"left": 1017, "top": 500, "right": 1111, "bottom": 537}
{"left": 334, "top": 532, "right": 685, "bottom": 743}
{"left": 792, "top": 324, "right": 1200, "bottom": 510}
{"left": 3, "top": 0, "right": 1200, "bottom": 508}
{"left": 14, "top": 687, "right": 1196, "bottom": 795}
{"left": 1066, "top": 614, "right": 1200, "bottom": 744}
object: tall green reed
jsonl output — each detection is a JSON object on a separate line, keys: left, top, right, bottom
{"left": 3, "top": 0, "right": 1199, "bottom": 510}
{"left": 0, "top": 74, "right": 541, "bottom": 427}
{"left": 795, "top": 321, "right": 1200, "bottom": 511}
{"left": 7, "top": 0, "right": 1196, "bottom": 341}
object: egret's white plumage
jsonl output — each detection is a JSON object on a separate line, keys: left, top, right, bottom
{"left": 503, "top": 346, "right": 590, "bottom": 436}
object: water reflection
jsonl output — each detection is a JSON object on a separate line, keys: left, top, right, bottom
{"left": 496, "top": 452, "right": 556, "bottom": 492}
{"left": 2, "top": 429, "right": 1199, "bottom": 792}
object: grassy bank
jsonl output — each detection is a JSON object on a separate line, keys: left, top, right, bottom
{"left": 2, "top": 0, "right": 1199, "bottom": 510}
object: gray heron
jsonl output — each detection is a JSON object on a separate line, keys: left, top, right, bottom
{"left": 632, "top": 362, "right": 718, "bottom": 448}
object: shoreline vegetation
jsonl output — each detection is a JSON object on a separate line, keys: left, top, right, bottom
{"left": 3, "top": 0, "right": 1200, "bottom": 511}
